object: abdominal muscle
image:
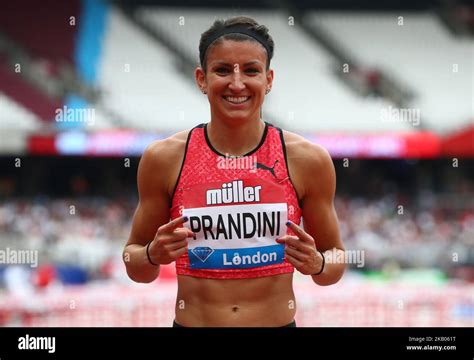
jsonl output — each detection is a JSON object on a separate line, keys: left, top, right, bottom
{"left": 174, "top": 273, "right": 296, "bottom": 327}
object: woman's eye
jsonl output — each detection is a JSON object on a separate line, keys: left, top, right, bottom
{"left": 216, "top": 67, "right": 230, "bottom": 73}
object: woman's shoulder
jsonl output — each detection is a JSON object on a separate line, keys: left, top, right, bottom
{"left": 139, "top": 128, "right": 194, "bottom": 177}
{"left": 144, "top": 129, "right": 191, "bottom": 158}
{"left": 281, "top": 129, "right": 332, "bottom": 168}
{"left": 138, "top": 128, "right": 194, "bottom": 195}
{"left": 281, "top": 129, "right": 336, "bottom": 200}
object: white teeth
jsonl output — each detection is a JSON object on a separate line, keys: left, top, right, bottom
{"left": 224, "top": 96, "right": 250, "bottom": 104}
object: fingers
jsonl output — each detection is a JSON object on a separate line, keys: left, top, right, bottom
{"left": 169, "top": 246, "right": 188, "bottom": 259}
{"left": 285, "top": 220, "right": 314, "bottom": 244}
{"left": 156, "top": 223, "right": 194, "bottom": 245}
{"left": 157, "top": 216, "right": 189, "bottom": 235}
{"left": 149, "top": 235, "right": 188, "bottom": 265}
{"left": 285, "top": 253, "right": 303, "bottom": 268}
{"left": 174, "top": 227, "right": 194, "bottom": 239}
{"left": 284, "top": 246, "right": 307, "bottom": 262}
{"left": 164, "top": 239, "right": 188, "bottom": 251}
{"left": 276, "top": 235, "right": 306, "bottom": 251}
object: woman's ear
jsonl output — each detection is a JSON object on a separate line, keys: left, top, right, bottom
{"left": 266, "top": 68, "right": 274, "bottom": 91}
{"left": 195, "top": 67, "right": 207, "bottom": 94}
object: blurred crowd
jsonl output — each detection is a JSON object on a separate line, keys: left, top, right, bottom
{"left": 0, "top": 197, "right": 135, "bottom": 294}
{"left": 336, "top": 193, "right": 474, "bottom": 270}
{"left": 0, "top": 197, "right": 133, "bottom": 265}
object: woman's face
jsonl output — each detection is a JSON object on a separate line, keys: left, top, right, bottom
{"left": 196, "top": 40, "right": 273, "bottom": 123}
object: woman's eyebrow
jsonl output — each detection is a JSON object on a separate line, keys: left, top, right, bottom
{"left": 212, "top": 61, "right": 231, "bottom": 66}
{"left": 243, "top": 61, "right": 262, "bottom": 66}
{"left": 211, "top": 60, "right": 263, "bottom": 66}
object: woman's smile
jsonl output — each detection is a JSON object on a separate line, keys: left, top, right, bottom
{"left": 222, "top": 95, "right": 252, "bottom": 105}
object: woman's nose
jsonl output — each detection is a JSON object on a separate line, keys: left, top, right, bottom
{"left": 228, "top": 70, "right": 245, "bottom": 91}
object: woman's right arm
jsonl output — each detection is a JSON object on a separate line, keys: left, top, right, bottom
{"left": 123, "top": 140, "right": 191, "bottom": 283}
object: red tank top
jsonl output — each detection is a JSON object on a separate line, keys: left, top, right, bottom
{"left": 170, "top": 122, "right": 302, "bottom": 279}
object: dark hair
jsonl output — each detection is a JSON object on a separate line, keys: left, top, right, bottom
{"left": 199, "top": 16, "right": 274, "bottom": 72}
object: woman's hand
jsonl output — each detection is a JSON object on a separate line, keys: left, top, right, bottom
{"left": 276, "top": 220, "right": 324, "bottom": 275}
{"left": 148, "top": 216, "right": 194, "bottom": 265}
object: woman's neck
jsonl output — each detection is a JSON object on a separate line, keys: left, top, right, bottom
{"left": 207, "top": 118, "right": 266, "bottom": 156}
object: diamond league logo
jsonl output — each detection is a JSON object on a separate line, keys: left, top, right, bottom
{"left": 191, "top": 247, "right": 214, "bottom": 262}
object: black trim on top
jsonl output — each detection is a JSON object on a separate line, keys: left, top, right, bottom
{"left": 203, "top": 121, "right": 269, "bottom": 157}
{"left": 169, "top": 124, "right": 204, "bottom": 206}
{"left": 276, "top": 126, "right": 303, "bottom": 209}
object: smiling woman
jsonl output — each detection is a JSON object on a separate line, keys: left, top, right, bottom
{"left": 195, "top": 17, "right": 274, "bottom": 126}
{"left": 123, "top": 16, "right": 346, "bottom": 327}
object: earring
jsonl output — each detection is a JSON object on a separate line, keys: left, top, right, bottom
{"left": 201, "top": 88, "right": 207, "bottom": 94}
{"left": 265, "top": 88, "right": 271, "bottom": 94}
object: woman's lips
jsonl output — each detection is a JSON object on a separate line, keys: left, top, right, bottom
{"left": 222, "top": 96, "right": 251, "bottom": 105}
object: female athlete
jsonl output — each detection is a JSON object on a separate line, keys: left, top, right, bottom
{"left": 123, "top": 16, "right": 346, "bottom": 327}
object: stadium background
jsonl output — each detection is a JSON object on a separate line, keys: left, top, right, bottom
{"left": 0, "top": 0, "right": 473, "bottom": 327}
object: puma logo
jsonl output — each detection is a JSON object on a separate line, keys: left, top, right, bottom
{"left": 256, "top": 160, "right": 279, "bottom": 178}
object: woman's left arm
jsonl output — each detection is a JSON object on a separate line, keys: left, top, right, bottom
{"left": 277, "top": 142, "right": 346, "bottom": 286}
